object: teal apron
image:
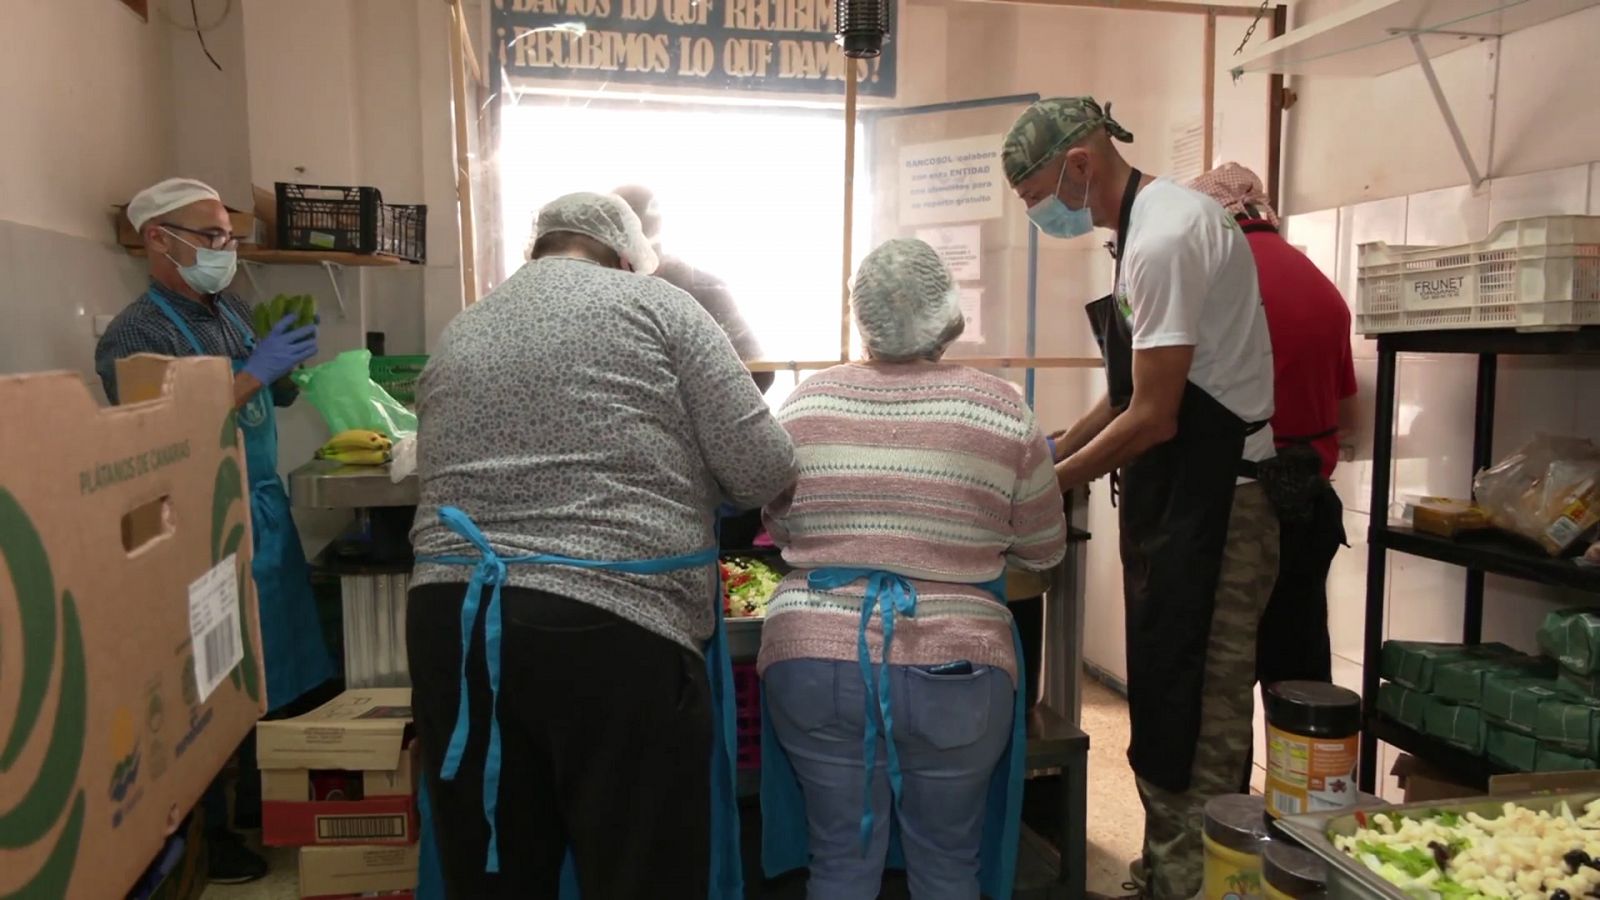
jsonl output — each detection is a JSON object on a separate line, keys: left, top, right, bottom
{"left": 414, "top": 505, "right": 743, "bottom": 900}
{"left": 144, "top": 291, "right": 333, "bottom": 712}
{"left": 760, "top": 569, "right": 1027, "bottom": 900}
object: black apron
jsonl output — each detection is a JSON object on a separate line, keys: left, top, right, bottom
{"left": 1086, "top": 171, "right": 1266, "bottom": 793}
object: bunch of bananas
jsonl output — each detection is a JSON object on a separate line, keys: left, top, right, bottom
{"left": 250, "top": 293, "right": 317, "bottom": 336}
{"left": 316, "top": 429, "right": 392, "bottom": 466}
{"left": 250, "top": 294, "right": 319, "bottom": 391}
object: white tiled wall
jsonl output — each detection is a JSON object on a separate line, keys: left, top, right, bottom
{"left": 1271, "top": 159, "right": 1600, "bottom": 799}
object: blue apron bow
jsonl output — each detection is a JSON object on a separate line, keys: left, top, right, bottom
{"left": 761, "top": 569, "right": 1026, "bottom": 900}
{"left": 804, "top": 568, "right": 920, "bottom": 850}
{"left": 143, "top": 290, "right": 332, "bottom": 711}
{"left": 416, "top": 506, "right": 741, "bottom": 900}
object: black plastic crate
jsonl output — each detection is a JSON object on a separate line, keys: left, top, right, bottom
{"left": 275, "top": 182, "right": 427, "bottom": 263}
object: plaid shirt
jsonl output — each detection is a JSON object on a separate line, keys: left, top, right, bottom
{"left": 95, "top": 280, "right": 295, "bottom": 406}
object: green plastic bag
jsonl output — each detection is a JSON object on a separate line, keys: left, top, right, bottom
{"left": 292, "top": 349, "right": 417, "bottom": 440}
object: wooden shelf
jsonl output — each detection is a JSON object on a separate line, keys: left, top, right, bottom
{"left": 127, "top": 246, "right": 418, "bottom": 267}
{"left": 1229, "top": 0, "right": 1600, "bottom": 77}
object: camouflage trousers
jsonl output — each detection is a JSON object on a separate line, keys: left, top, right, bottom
{"left": 1134, "top": 482, "right": 1279, "bottom": 900}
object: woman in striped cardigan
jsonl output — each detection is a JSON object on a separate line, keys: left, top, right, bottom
{"left": 759, "top": 238, "right": 1068, "bottom": 900}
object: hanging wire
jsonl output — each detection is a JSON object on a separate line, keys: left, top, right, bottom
{"left": 192, "top": 0, "right": 222, "bottom": 71}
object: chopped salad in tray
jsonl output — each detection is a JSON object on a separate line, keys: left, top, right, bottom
{"left": 1339, "top": 802, "right": 1600, "bottom": 899}
{"left": 720, "top": 557, "right": 782, "bottom": 619}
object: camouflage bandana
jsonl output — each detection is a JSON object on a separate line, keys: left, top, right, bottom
{"left": 1002, "top": 97, "right": 1135, "bottom": 186}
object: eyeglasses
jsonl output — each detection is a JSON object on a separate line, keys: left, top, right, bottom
{"left": 161, "top": 224, "right": 241, "bottom": 252}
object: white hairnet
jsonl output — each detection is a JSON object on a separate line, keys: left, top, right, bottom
{"left": 852, "top": 239, "right": 962, "bottom": 360}
{"left": 533, "top": 192, "right": 659, "bottom": 275}
{"left": 127, "top": 177, "right": 222, "bottom": 231}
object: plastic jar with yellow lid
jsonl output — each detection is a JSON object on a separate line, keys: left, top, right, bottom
{"left": 1203, "top": 794, "right": 1270, "bottom": 900}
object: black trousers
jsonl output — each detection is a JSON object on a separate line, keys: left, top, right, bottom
{"left": 408, "top": 584, "right": 711, "bottom": 900}
{"left": 1242, "top": 484, "right": 1346, "bottom": 792}
{"left": 1256, "top": 483, "right": 1345, "bottom": 688}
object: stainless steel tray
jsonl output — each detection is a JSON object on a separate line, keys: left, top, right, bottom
{"left": 1278, "top": 791, "right": 1600, "bottom": 899}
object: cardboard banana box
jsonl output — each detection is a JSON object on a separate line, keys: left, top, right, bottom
{"left": 0, "top": 356, "right": 266, "bottom": 899}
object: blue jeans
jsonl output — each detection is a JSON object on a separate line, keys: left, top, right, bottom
{"left": 764, "top": 659, "right": 1014, "bottom": 900}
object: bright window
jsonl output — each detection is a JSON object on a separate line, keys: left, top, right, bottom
{"left": 498, "top": 101, "right": 867, "bottom": 404}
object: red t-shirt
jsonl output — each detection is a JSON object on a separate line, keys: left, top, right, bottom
{"left": 1241, "top": 219, "right": 1356, "bottom": 479}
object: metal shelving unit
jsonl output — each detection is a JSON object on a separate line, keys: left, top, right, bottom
{"left": 1357, "top": 326, "right": 1600, "bottom": 792}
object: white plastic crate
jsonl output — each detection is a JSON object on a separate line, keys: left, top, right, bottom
{"left": 1357, "top": 216, "right": 1600, "bottom": 334}
{"left": 341, "top": 572, "right": 411, "bottom": 688}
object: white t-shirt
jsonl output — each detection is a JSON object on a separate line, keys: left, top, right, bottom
{"left": 1116, "top": 178, "right": 1276, "bottom": 463}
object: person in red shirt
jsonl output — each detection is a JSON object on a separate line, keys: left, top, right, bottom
{"left": 1190, "top": 163, "right": 1355, "bottom": 688}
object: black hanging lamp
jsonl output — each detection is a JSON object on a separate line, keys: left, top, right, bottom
{"left": 835, "top": 0, "right": 888, "bottom": 59}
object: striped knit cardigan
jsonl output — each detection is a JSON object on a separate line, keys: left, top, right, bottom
{"left": 757, "top": 360, "right": 1068, "bottom": 684}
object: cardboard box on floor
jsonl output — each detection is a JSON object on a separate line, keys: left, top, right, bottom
{"left": 0, "top": 356, "right": 266, "bottom": 900}
{"left": 1391, "top": 753, "right": 1480, "bottom": 802}
{"left": 298, "top": 843, "right": 420, "bottom": 898}
{"left": 258, "top": 688, "right": 419, "bottom": 847}
{"left": 1393, "top": 754, "right": 1600, "bottom": 803}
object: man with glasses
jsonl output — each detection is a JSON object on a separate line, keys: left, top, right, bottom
{"left": 95, "top": 178, "right": 334, "bottom": 885}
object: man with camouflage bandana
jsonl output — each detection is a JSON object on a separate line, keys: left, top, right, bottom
{"left": 1001, "top": 98, "right": 1280, "bottom": 899}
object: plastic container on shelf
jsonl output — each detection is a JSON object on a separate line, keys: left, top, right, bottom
{"left": 1356, "top": 215, "right": 1600, "bottom": 335}
{"left": 275, "top": 181, "right": 428, "bottom": 263}
{"left": 369, "top": 354, "right": 429, "bottom": 406}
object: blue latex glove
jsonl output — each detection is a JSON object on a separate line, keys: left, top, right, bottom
{"left": 243, "top": 314, "right": 317, "bottom": 385}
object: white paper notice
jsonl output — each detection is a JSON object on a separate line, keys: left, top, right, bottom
{"left": 189, "top": 554, "right": 244, "bottom": 703}
{"left": 958, "top": 287, "right": 984, "bottom": 342}
{"left": 898, "top": 135, "right": 1007, "bottom": 226}
{"left": 915, "top": 225, "right": 983, "bottom": 281}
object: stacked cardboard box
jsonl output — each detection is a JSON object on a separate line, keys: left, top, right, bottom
{"left": 0, "top": 357, "right": 266, "bottom": 899}
{"left": 257, "top": 689, "right": 420, "bottom": 898}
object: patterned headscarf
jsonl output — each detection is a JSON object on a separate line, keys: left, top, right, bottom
{"left": 1001, "top": 97, "right": 1135, "bottom": 186}
{"left": 1188, "top": 162, "right": 1279, "bottom": 226}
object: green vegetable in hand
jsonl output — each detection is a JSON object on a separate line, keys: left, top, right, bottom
{"left": 249, "top": 293, "right": 319, "bottom": 391}
{"left": 252, "top": 293, "right": 318, "bottom": 336}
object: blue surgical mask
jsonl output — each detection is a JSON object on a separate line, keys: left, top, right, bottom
{"left": 1027, "top": 163, "right": 1094, "bottom": 239}
{"left": 164, "top": 229, "right": 239, "bottom": 294}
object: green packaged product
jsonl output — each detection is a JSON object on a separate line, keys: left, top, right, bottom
{"left": 1538, "top": 608, "right": 1600, "bottom": 675}
{"left": 1380, "top": 641, "right": 1515, "bottom": 692}
{"left": 1533, "top": 694, "right": 1600, "bottom": 756}
{"left": 1377, "top": 681, "right": 1429, "bottom": 730}
{"left": 1486, "top": 726, "right": 1540, "bottom": 771}
{"left": 1482, "top": 674, "right": 1570, "bottom": 733}
{"left": 1558, "top": 665, "right": 1600, "bottom": 698}
{"left": 1433, "top": 654, "right": 1556, "bottom": 706}
{"left": 1423, "top": 698, "right": 1487, "bottom": 754}
{"left": 1536, "top": 745, "right": 1598, "bottom": 772}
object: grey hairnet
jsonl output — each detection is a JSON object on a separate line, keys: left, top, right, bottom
{"left": 533, "top": 192, "right": 659, "bottom": 275}
{"left": 852, "top": 239, "right": 963, "bottom": 361}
